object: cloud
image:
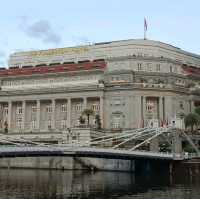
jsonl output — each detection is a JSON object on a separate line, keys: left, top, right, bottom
{"left": 20, "top": 18, "right": 62, "bottom": 45}
{"left": 0, "top": 51, "right": 8, "bottom": 66}
{"left": 0, "top": 61, "right": 5, "bottom": 66}
{"left": 0, "top": 51, "right": 5, "bottom": 58}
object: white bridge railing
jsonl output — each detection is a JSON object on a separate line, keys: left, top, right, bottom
{"left": 0, "top": 127, "right": 199, "bottom": 160}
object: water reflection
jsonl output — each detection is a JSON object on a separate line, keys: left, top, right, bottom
{"left": 0, "top": 169, "right": 199, "bottom": 199}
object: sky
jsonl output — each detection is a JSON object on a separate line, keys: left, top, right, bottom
{"left": 0, "top": 0, "right": 200, "bottom": 66}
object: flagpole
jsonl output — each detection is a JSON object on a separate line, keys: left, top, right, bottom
{"left": 144, "top": 25, "right": 146, "bottom": 40}
{"left": 144, "top": 17, "right": 147, "bottom": 40}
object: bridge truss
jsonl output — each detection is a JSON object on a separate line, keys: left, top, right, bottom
{"left": 0, "top": 127, "right": 199, "bottom": 160}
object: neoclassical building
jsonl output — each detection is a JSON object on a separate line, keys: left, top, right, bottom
{"left": 0, "top": 39, "right": 199, "bottom": 134}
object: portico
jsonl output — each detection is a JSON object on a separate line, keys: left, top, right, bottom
{"left": 0, "top": 95, "right": 103, "bottom": 133}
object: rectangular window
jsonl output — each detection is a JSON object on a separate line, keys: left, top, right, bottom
{"left": 179, "top": 101, "right": 184, "bottom": 110}
{"left": 31, "top": 120, "right": 37, "bottom": 129}
{"left": 61, "top": 104, "right": 67, "bottom": 112}
{"left": 92, "top": 104, "right": 100, "bottom": 111}
{"left": 16, "top": 117, "right": 22, "bottom": 129}
{"left": 170, "top": 66, "right": 173, "bottom": 73}
{"left": 32, "top": 106, "right": 37, "bottom": 113}
{"left": 4, "top": 107, "right": 8, "bottom": 115}
{"left": 46, "top": 106, "right": 52, "bottom": 113}
{"left": 112, "top": 115, "right": 121, "bottom": 129}
{"left": 16, "top": 107, "right": 23, "bottom": 115}
{"left": 112, "top": 122, "right": 120, "bottom": 129}
{"left": 137, "top": 63, "right": 142, "bottom": 71}
{"left": 111, "top": 76, "right": 121, "bottom": 82}
{"left": 156, "top": 64, "right": 160, "bottom": 71}
{"left": 47, "top": 120, "right": 52, "bottom": 129}
{"left": 75, "top": 104, "right": 82, "bottom": 112}
{"left": 61, "top": 120, "right": 67, "bottom": 129}
{"left": 147, "top": 63, "right": 152, "bottom": 71}
{"left": 146, "top": 101, "right": 154, "bottom": 111}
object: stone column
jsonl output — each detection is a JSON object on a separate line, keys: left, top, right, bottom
{"left": 83, "top": 97, "right": 87, "bottom": 111}
{"left": 159, "top": 97, "right": 163, "bottom": 124}
{"left": 134, "top": 96, "right": 142, "bottom": 128}
{"left": 164, "top": 96, "right": 173, "bottom": 123}
{"left": 8, "top": 101, "right": 12, "bottom": 130}
{"left": 140, "top": 96, "right": 143, "bottom": 128}
{"left": 67, "top": 98, "right": 71, "bottom": 128}
{"left": 0, "top": 104, "right": 3, "bottom": 126}
{"left": 52, "top": 99, "right": 56, "bottom": 129}
{"left": 142, "top": 96, "right": 146, "bottom": 127}
{"left": 100, "top": 96, "right": 104, "bottom": 128}
{"left": 36, "top": 100, "right": 40, "bottom": 130}
{"left": 191, "top": 100, "right": 195, "bottom": 113}
{"left": 22, "top": 101, "right": 26, "bottom": 130}
{"left": 163, "top": 97, "right": 165, "bottom": 121}
{"left": 83, "top": 97, "right": 87, "bottom": 125}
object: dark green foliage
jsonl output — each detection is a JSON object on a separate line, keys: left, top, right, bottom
{"left": 82, "top": 109, "right": 94, "bottom": 126}
{"left": 184, "top": 113, "right": 200, "bottom": 131}
{"left": 195, "top": 106, "right": 200, "bottom": 116}
{"left": 95, "top": 114, "right": 101, "bottom": 129}
{"left": 79, "top": 116, "right": 85, "bottom": 124}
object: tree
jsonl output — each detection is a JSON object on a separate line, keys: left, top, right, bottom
{"left": 184, "top": 113, "right": 200, "bottom": 131}
{"left": 79, "top": 116, "right": 85, "bottom": 125}
{"left": 195, "top": 106, "right": 200, "bottom": 116}
{"left": 4, "top": 121, "right": 8, "bottom": 133}
{"left": 95, "top": 114, "right": 101, "bottom": 129}
{"left": 82, "top": 109, "right": 94, "bottom": 126}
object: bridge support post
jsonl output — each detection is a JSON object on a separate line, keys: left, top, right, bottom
{"left": 149, "top": 138, "right": 159, "bottom": 152}
{"left": 172, "top": 131, "right": 182, "bottom": 154}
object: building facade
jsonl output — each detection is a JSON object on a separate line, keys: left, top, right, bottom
{"left": 0, "top": 39, "right": 199, "bottom": 133}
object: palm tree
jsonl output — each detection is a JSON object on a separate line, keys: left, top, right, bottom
{"left": 195, "top": 106, "right": 200, "bottom": 116}
{"left": 79, "top": 115, "right": 85, "bottom": 125}
{"left": 82, "top": 108, "right": 94, "bottom": 126}
{"left": 95, "top": 114, "right": 101, "bottom": 129}
{"left": 184, "top": 113, "right": 200, "bottom": 131}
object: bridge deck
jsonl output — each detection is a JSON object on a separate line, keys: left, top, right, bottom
{"left": 0, "top": 146, "right": 185, "bottom": 161}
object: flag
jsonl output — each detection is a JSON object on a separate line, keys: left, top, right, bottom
{"left": 144, "top": 18, "right": 148, "bottom": 31}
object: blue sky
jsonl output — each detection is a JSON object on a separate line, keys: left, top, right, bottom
{"left": 0, "top": 0, "right": 200, "bottom": 66}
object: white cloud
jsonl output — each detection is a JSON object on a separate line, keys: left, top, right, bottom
{"left": 20, "top": 18, "right": 62, "bottom": 45}
{"left": 0, "top": 51, "right": 5, "bottom": 58}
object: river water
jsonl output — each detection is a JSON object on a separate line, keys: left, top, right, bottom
{"left": 0, "top": 169, "right": 199, "bottom": 199}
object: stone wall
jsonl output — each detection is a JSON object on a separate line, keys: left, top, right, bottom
{"left": 0, "top": 156, "right": 135, "bottom": 172}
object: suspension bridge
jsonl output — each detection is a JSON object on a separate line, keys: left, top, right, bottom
{"left": 0, "top": 127, "right": 199, "bottom": 161}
